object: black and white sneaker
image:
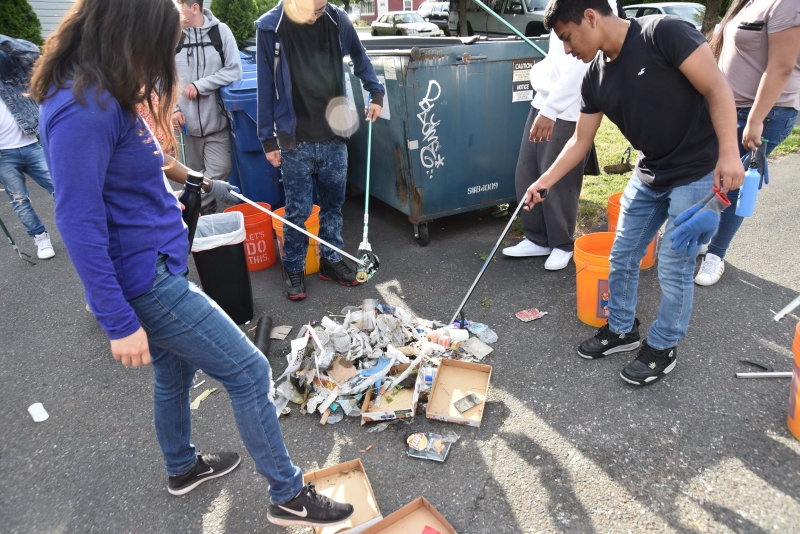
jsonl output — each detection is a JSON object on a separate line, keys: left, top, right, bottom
{"left": 577, "top": 318, "right": 641, "bottom": 359}
{"left": 167, "top": 452, "right": 241, "bottom": 496}
{"left": 620, "top": 339, "right": 677, "bottom": 386}
{"left": 267, "top": 482, "right": 355, "bottom": 527}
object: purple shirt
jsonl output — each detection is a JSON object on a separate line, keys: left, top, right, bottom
{"left": 40, "top": 86, "right": 188, "bottom": 339}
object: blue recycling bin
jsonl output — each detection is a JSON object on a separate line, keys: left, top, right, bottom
{"left": 221, "top": 64, "right": 285, "bottom": 209}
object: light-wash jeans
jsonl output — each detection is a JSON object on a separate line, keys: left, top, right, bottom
{"left": 128, "top": 256, "right": 303, "bottom": 504}
{"left": 0, "top": 141, "right": 54, "bottom": 236}
{"left": 609, "top": 172, "right": 715, "bottom": 350}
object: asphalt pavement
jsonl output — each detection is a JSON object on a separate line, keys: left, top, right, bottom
{"left": 2, "top": 152, "right": 799, "bottom": 534}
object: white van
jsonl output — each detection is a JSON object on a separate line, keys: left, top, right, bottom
{"left": 447, "top": 0, "right": 548, "bottom": 38}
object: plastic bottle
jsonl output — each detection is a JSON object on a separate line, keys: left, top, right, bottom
{"left": 735, "top": 152, "right": 760, "bottom": 218}
{"left": 467, "top": 322, "right": 498, "bottom": 344}
{"left": 179, "top": 170, "right": 204, "bottom": 248}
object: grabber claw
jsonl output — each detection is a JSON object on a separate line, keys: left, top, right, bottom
{"left": 356, "top": 252, "right": 380, "bottom": 283}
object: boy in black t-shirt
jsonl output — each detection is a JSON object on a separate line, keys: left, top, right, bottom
{"left": 522, "top": 0, "right": 744, "bottom": 386}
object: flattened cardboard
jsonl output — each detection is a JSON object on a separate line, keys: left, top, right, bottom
{"left": 303, "top": 459, "right": 382, "bottom": 534}
{"left": 361, "top": 364, "right": 421, "bottom": 424}
{"left": 361, "top": 497, "right": 457, "bottom": 534}
{"left": 426, "top": 359, "right": 491, "bottom": 427}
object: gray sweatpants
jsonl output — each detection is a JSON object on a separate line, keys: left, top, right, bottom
{"left": 514, "top": 107, "right": 586, "bottom": 252}
{"left": 182, "top": 126, "right": 233, "bottom": 215}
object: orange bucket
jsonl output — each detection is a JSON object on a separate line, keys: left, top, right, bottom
{"left": 573, "top": 232, "right": 616, "bottom": 327}
{"left": 607, "top": 192, "right": 658, "bottom": 270}
{"left": 272, "top": 205, "right": 321, "bottom": 275}
{"left": 788, "top": 321, "right": 800, "bottom": 440}
{"left": 223, "top": 202, "right": 277, "bottom": 271}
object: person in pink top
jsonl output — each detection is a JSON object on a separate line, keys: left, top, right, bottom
{"left": 695, "top": 0, "right": 800, "bottom": 286}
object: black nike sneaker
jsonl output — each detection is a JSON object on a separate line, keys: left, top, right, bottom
{"left": 319, "top": 258, "right": 360, "bottom": 287}
{"left": 267, "top": 482, "right": 355, "bottom": 527}
{"left": 620, "top": 338, "right": 677, "bottom": 386}
{"left": 282, "top": 267, "right": 307, "bottom": 300}
{"left": 167, "top": 452, "right": 241, "bottom": 496}
{"left": 577, "top": 318, "right": 641, "bottom": 359}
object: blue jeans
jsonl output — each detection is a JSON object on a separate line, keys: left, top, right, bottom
{"left": 280, "top": 139, "right": 347, "bottom": 273}
{"left": 707, "top": 106, "right": 798, "bottom": 258}
{"left": 128, "top": 257, "right": 303, "bottom": 504}
{"left": 609, "top": 172, "right": 715, "bottom": 350}
{"left": 0, "top": 141, "right": 54, "bottom": 236}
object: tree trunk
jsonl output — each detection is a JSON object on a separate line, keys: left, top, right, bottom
{"left": 458, "top": 0, "right": 468, "bottom": 37}
{"left": 342, "top": 0, "right": 350, "bottom": 14}
{"left": 702, "top": 0, "right": 723, "bottom": 35}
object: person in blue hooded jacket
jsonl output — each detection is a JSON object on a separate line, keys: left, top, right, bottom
{"left": 256, "top": 0, "right": 384, "bottom": 300}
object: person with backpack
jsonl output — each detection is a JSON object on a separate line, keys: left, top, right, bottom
{"left": 172, "top": 0, "right": 242, "bottom": 214}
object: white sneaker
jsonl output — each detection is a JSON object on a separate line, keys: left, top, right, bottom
{"left": 695, "top": 253, "right": 724, "bottom": 286}
{"left": 545, "top": 248, "right": 573, "bottom": 270}
{"left": 34, "top": 232, "right": 55, "bottom": 260}
{"left": 502, "top": 238, "right": 552, "bottom": 257}
{"left": 699, "top": 242, "right": 709, "bottom": 255}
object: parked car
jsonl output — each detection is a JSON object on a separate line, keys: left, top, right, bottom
{"left": 447, "top": 0, "right": 548, "bottom": 38}
{"left": 623, "top": 2, "right": 705, "bottom": 30}
{"left": 420, "top": 2, "right": 451, "bottom": 36}
{"left": 371, "top": 11, "right": 443, "bottom": 36}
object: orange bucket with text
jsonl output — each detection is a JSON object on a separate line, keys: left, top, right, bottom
{"left": 607, "top": 192, "right": 658, "bottom": 270}
{"left": 788, "top": 321, "right": 800, "bottom": 440}
{"left": 573, "top": 232, "right": 615, "bottom": 327}
{"left": 272, "top": 205, "right": 321, "bottom": 275}
{"left": 223, "top": 202, "right": 277, "bottom": 271}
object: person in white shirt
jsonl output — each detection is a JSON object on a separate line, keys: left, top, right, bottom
{"left": 503, "top": 0, "right": 616, "bottom": 270}
{"left": 0, "top": 34, "right": 55, "bottom": 259}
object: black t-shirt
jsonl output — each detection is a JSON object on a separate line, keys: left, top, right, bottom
{"left": 277, "top": 14, "right": 344, "bottom": 142}
{"left": 581, "top": 16, "right": 718, "bottom": 191}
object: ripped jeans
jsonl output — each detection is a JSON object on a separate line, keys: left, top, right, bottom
{"left": 0, "top": 141, "right": 54, "bottom": 236}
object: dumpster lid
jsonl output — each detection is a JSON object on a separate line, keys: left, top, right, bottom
{"left": 360, "top": 35, "right": 480, "bottom": 51}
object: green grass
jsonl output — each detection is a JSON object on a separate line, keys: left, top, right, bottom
{"left": 771, "top": 127, "right": 800, "bottom": 158}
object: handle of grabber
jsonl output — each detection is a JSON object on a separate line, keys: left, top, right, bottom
{"left": 229, "top": 191, "right": 365, "bottom": 266}
{"left": 471, "top": 0, "right": 548, "bottom": 56}
{"left": 360, "top": 98, "right": 374, "bottom": 251}
{"left": 448, "top": 189, "right": 547, "bottom": 325}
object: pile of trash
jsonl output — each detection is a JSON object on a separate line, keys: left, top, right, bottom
{"left": 270, "top": 299, "right": 497, "bottom": 425}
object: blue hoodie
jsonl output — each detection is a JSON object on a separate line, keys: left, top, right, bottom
{"left": 256, "top": 2, "right": 385, "bottom": 153}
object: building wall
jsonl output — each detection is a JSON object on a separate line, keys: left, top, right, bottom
{"left": 28, "top": 0, "right": 75, "bottom": 37}
{"left": 359, "top": 0, "right": 431, "bottom": 23}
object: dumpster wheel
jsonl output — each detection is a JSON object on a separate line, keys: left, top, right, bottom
{"left": 414, "top": 223, "right": 430, "bottom": 247}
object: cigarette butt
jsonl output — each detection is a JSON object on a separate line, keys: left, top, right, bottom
{"left": 359, "top": 450, "right": 366, "bottom": 453}
{"left": 366, "top": 445, "right": 373, "bottom": 451}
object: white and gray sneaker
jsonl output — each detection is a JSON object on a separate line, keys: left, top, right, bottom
{"left": 545, "top": 248, "right": 573, "bottom": 270}
{"left": 34, "top": 232, "right": 55, "bottom": 259}
{"left": 502, "top": 238, "right": 551, "bottom": 257}
{"left": 695, "top": 253, "right": 724, "bottom": 286}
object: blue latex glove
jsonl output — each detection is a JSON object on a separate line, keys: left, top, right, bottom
{"left": 670, "top": 188, "right": 731, "bottom": 256}
{"left": 207, "top": 180, "right": 240, "bottom": 204}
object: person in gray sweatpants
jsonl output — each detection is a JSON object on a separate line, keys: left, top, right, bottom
{"left": 172, "top": 0, "right": 241, "bottom": 214}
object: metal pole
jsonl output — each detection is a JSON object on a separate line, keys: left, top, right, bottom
{"left": 470, "top": 0, "right": 549, "bottom": 57}
{"left": 773, "top": 294, "right": 800, "bottom": 322}
{"left": 736, "top": 372, "right": 792, "bottom": 378}
{"left": 229, "top": 191, "right": 365, "bottom": 266}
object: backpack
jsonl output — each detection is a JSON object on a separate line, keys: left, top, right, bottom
{"left": 175, "top": 24, "right": 226, "bottom": 67}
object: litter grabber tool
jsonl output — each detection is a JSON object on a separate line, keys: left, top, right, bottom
{"left": 355, "top": 95, "right": 380, "bottom": 284}
{"left": 774, "top": 293, "right": 800, "bottom": 322}
{"left": 228, "top": 191, "right": 378, "bottom": 280}
{"left": 735, "top": 360, "right": 791, "bottom": 379}
{"left": 449, "top": 188, "right": 547, "bottom": 325}
{"left": 0, "top": 215, "right": 35, "bottom": 265}
{"left": 470, "top": 0, "right": 548, "bottom": 56}
{"left": 604, "top": 146, "right": 634, "bottom": 175}
{"left": 670, "top": 186, "right": 730, "bottom": 256}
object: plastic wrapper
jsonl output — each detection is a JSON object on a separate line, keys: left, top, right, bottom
{"left": 467, "top": 322, "right": 498, "bottom": 344}
{"left": 407, "top": 432, "right": 453, "bottom": 462}
{"left": 326, "top": 410, "right": 344, "bottom": 424}
{"left": 277, "top": 380, "right": 306, "bottom": 405}
{"left": 337, "top": 396, "right": 362, "bottom": 417}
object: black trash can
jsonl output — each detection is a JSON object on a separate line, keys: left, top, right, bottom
{"left": 191, "top": 212, "right": 253, "bottom": 324}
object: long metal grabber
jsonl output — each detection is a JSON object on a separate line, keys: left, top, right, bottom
{"left": 449, "top": 189, "right": 546, "bottom": 325}
{"left": 470, "top": 0, "right": 549, "bottom": 57}
{"left": 773, "top": 294, "right": 800, "bottom": 322}
{"left": 229, "top": 191, "right": 366, "bottom": 267}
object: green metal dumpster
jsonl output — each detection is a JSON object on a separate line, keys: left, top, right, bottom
{"left": 345, "top": 37, "right": 548, "bottom": 245}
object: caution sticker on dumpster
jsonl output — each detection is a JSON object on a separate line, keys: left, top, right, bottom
{"left": 512, "top": 59, "right": 535, "bottom": 82}
{"left": 512, "top": 81, "right": 533, "bottom": 102}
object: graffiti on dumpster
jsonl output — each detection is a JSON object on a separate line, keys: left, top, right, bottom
{"left": 417, "top": 80, "right": 445, "bottom": 179}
